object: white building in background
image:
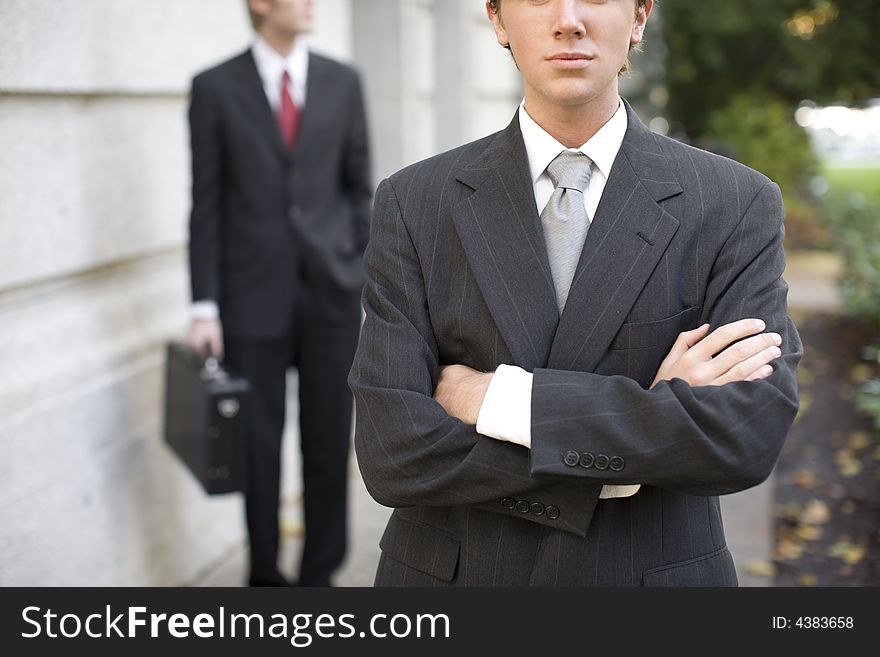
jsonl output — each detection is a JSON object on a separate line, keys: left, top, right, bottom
{"left": 0, "top": 0, "right": 651, "bottom": 585}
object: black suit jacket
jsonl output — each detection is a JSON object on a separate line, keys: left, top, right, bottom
{"left": 349, "top": 102, "right": 802, "bottom": 586}
{"left": 188, "top": 48, "right": 371, "bottom": 338}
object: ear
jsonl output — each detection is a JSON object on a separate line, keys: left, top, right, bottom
{"left": 249, "top": 0, "right": 271, "bottom": 22}
{"left": 630, "top": 0, "right": 653, "bottom": 46}
{"left": 486, "top": 2, "right": 509, "bottom": 48}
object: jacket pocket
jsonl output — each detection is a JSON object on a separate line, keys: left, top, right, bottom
{"left": 641, "top": 545, "right": 737, "bottom": 587}
{"left": 609, "top": 306, "right": 701, "bottom": 352}
{"left": 378, "top": 514, "right": 460, "bottom": 582}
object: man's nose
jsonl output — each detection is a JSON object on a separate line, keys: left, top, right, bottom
{"left": 552, "top": 0, "right": 586, "bottom": 39}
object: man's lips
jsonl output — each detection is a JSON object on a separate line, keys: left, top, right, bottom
{"left": 547, "top": 52, "right": 593, "bottom": 60}
{"left": 546, "top": 53, "right": 594, "bottom": 68}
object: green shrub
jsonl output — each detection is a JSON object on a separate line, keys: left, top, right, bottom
{"left": 824, "top": 193, "right": 880, "bottom": 322}
{"left": 825, "top": 192, "right": 880, "bottom": 431}
{"left": 856, "top": 344, "right": 880, "bottom": 433}
{"left": 707, "top": 94, "right": 819, "bottom": 196}
{"left": 707, "top": 95, "right": 827, "bottom": 250}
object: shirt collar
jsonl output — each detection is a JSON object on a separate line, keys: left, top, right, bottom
{"left": 518, "top": 98, "right": 628, "bottom": 184}
{"left": 251, "top": 35, "right": 309, "bottom": 86}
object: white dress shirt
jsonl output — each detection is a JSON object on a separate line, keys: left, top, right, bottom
{"left": 251, "top": 34, "right": 309, "bottom": 111}
{"left": 475, "top": 99, "right": 640, "bottom": 499}
{"left": 191, "top": 36, "right": 310, "bottom": 320}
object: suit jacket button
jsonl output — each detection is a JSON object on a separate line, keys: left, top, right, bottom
{"left": 579, "top": 452, "right": 595, "bottom": 468}
{"left": 594, "top": 454, "right": 610, "bottom": 470}
{"left": 502, "top": 497, "right": 516, "bottom": 509}
{"left": 546, "top": 506, "right": 560, "bottom": 520}
{"left": 515, "top": 500, "right": 530, "bottom": 513}
{"left": 564, "top": 450, "right": 580, "bottom": 466}
{"left": 530, "top": 502, "right": 545, "bottom": 516}
{"left": 609, "top": 456, "right": 625, "bottom": 472}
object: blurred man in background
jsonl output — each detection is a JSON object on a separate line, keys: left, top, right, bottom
{"left": 186, "top": 0, "right": 371, "bottom": 586}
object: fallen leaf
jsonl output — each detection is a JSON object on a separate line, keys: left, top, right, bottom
{"left": 841, "top": 546, "right": 865, "bottom": 566}
{"left": 744, "top": 561, "right": 776, "bottom": 578}
{"left": 828, "top": 538, "right": 866, "bottom": 565}
{"left": 796, "top": 525, "right": 823, "bottom": 541}
{"left": 839, "top": 458, "right": 863, "bottom": 478}
{"left": 776, "top": 537, "right": 805, "bottom": 561}
{"left": 835, "top": 449, "right": 863, "bottom": 478}
{"left": 849, "top": 432, "right": 871, "bottom": 450}
{"left": 850, "top": 364, "right": 873, "bottom": 384}
{"left": 791, "top": 469, "right": 818, "bottom": 490}
{"left": 831, "top": 432, "right": 847, "bottom": 448}
{"left": 840, "top": 499, "right": 857, "bottom": 515}
{"left": 800, "top": 499, "right": 830, "bottom": 525}
{"left": 799, "top": 574, "right": 818, "bottom": 587}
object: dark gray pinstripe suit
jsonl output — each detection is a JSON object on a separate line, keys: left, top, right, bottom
{"left": 348, "top": 101, "right": 801, "bottom": 587}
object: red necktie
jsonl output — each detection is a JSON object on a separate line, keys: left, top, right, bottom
{"left": 278, "top": 70, "right": 299, "bottom": 151}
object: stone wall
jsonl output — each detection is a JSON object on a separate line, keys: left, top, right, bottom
{"left": 0, "top": 0, "right": 524, "bottom": 586}
{"left": 0, "top": 0, "right": 351, "bottom": 586}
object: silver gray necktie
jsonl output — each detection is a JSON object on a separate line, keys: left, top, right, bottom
{"left": 540, "top": 150, "right": 592, "bottom": 313}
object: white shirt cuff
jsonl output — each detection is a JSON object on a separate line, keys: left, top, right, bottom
{"left": 191, "top": 300, "right": 219, "bottom": 321}
{"left": 475, "top": 364, "right": 640, "bottom": 499}
{"left": 476, "top": 364, "right": 533, "bottom": 448}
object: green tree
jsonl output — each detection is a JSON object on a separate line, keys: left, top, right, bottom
{"left": 661, "top": 0, "right": 880, "bottom": 139}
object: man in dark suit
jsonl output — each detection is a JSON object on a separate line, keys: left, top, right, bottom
{"left": 349, "top": 0, "right": 801, "bottom": 586}
{"left": 186, "top": 0, "right": 371, "bottom": 587}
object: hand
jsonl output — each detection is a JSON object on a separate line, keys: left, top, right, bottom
{"left": 186, "top": 318, "right": 224, "bottom": 360}
{"left": 433, "top": 364, "right": 494, "bottom": 425}
{"left": 651, "top": 318, "right": 782, "bottom": 389}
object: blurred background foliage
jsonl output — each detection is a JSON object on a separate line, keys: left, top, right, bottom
{"left": 661, "top": 0, "right": 879, "bottom": 136}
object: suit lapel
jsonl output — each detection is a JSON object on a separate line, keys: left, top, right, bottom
{"left": 289, "top": 53, "right": 327, "bottom": 161}
{"left": 452, "top": 115, "right": 560, "bottom": 371}
{"left": 548, "top": 102, "right": 683, "bottom": 372}
{"left": 231, "top": 50, "right": 286, "bottom": 159}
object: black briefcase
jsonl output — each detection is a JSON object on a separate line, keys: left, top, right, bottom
{"left": 163, "top": 341, "right": 249, "bottom": 494}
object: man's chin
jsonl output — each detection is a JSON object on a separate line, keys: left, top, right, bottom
{"left": 552, "top": 75, "right": 623, "bottom": 106}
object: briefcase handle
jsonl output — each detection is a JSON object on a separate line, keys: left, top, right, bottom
{"left": 201, "top": 341, "right": 227, "bottom": 382}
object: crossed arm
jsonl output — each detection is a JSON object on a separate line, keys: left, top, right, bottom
{"left": 350, "top": 177, "right": 801, "bottom": 536}
{"left": 434, "top": 317, "right": 785, "bottom": 427}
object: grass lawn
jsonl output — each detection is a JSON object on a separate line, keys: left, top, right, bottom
{"left": 821, "top": 165, "right": 880, "bottom": 200}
